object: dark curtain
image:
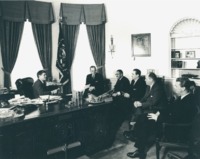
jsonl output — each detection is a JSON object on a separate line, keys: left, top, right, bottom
{"left": 31, "top": 24, "right": 52, "bottom": 77}
{"left": 0, "top": 20, "right": 24, "bottom": 88}
{"left": 62, "top": 24, "right": 80, "bottom": 93}
{"left": 86, "top": 24, "right": 106, "bottom": 77}
{"left": 27, "top": 1, "right": 55, "bottom": 78}
{"left": 0, "top": 1, "right": 54, "bottom": 88}
{"left": 60, "top": 3, "right": 107, "bottom": 92}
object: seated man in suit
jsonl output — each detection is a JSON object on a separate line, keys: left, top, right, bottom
{"left": 127, "top": 77, "right": 197, "bottom": 159}
{"left": 112, "top": 69, "right": 131, "bottom": 128}
{"left": 189, "top": 81, "right": 200, "bottom": 112}
{"left": 83, "top": 66, "right": 104, "bottom": 98}
{"left": 123, "top": 68, "right": 147, "bottom": 140}
{"left": 33, "top": 70, "right": 59, "bottom": 98}
{"left": 127, "top": 72, "right": 167, "bottom": 159}
{"left": 133, "top": 72, "right": 167, "bottom": 114}
{"left": 130, "top": 69, "right": 147, "bottom": 104}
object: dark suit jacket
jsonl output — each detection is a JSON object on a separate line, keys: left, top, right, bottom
{"left": 140, "top": 82, "right": 167, "bottom": 113}
{"left": 130, "top": 77, "right": 146, "bottom": 102}
{"left": 85, "top": 73, "right": 104, "bottom": 96}
{"left": 193, "top": 86, "right": 200, "bottom": 112}
{"left": 33, "top": 80, "right": 58, "bottom": 98}
{"left": 113, "top": 76, "right": 130, "bottom": 94}
{"left": 158, "top": 93, "right": 197, "bottom": 123}
{"left": 113, "top": 76, "right": 130, "bottom": 108}
{"left": 113, "top": 76, "right": 131, "bottom": 121}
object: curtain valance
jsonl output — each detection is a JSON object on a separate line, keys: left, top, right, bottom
{"left": 60, "top": 3, "right": 83, "bottom": 25}
{"left": 0, "top": 1, "right": 26, "bottom": 22}
{"left": 26, "top": 1, "right": 54, "bottom": 24}
{"left": 60, "top": 3, "right": 107, "bottom": 25}
{"left": 0, "top": 1, "right": 55, "bottom": 24}
{"left": 83, "top": 4, "right": 106, "bottom": 25}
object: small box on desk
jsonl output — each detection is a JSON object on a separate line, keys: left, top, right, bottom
{"left": 104, "top": 97, "right": 113, "bottom": 103}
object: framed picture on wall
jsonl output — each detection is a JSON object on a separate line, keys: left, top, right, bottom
{"left": 131, "top": 33, "right": 151, "bottom": 57}
{"left": 185, "top": 51, "right": 195, "bottom": 58}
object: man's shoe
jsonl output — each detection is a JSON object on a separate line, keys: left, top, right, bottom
{"left": 123, "top": 130, "right": 137, "bottom": 141}
{"left": 123, "top": 131, "right": 131, "bottom": 139}
{"left": 127, "top": 150, "right": 146, "bottom": 159}
{"left": 127, "top": 150, "right": 140, "bottom": 158}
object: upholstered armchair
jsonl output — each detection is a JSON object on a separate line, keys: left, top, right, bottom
{"left": 15, "top": 77, "right": 34, "bottom": 99}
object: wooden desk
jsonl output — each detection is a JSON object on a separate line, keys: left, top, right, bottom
{"left": 0, "top": 100, "right": 116, "bottom": 159}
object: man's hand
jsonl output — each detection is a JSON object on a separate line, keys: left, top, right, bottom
{"left": 123, "top": 93, "right": 130, "bottom": 98}
{"left": 134, "top": 101, "right": 142, "bottom": 108}
{"left": 147, "top": 112, "right": 160, "bottom": 121}
{"left": 89, "top": 86, "right": 95, "bottom": 91}
{"left": 112, "top": 93, "right": 118, "bottom": 97}
{"left": 85, "top": 84, "right": 90, "bottom": 89}
{"left": 51, "top": 88, "right": 59, "bottom": 95}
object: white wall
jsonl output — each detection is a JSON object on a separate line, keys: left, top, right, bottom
{"left": 50, "top": 0, "right": 200, "bottom": 80}
{"left": 1, "top": 0, "right": 200, "bottom": 87}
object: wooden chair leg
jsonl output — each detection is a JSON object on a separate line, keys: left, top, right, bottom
{"left": 167, "top": 152, "right": 183, "bottom": 159}
{"left": 156, "top": 140, "right": 161, "bottom": 159}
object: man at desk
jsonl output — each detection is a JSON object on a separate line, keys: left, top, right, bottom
{"left": 83, "top": 66, "right": 104, "bottom": 98}
{"left": 33, "top": 70, "right": 59, "bottom": 98}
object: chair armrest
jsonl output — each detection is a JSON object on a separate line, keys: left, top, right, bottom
{"left": 160, "top": 122, "right": 192, "bottom": 142}
{"left": 163, "top": 122, "right": 192, "bottom": 128}
{"left": 47, "top": 144, "right": 67, "bottom": 155}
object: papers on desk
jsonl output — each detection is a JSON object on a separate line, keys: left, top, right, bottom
{"left": 39, "top": 95, "right": 62, "bottom": 101}
{"left": 46, "top": 82, "right": 62, "bottom": 86}
{"left": 0, "top": 87, "right": 9, "bottom": 94}
{"left": 8, "top": 95, "right": 62, "bottom": 106}
{"left": 9, "top": 96, "right": 43, "bottom": 105}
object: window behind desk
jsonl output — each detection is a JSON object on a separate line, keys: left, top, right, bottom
{"left": 71, "top": 25, "right": 95, "bottom": 91}
{"left": 11, "top": 22, "right": 43, "bottom": 88}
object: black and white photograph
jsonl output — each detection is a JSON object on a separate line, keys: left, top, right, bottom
{"left": 0, "top": 1, "right": 200, "bottom": 159}
{"left": 185, "top": 51, "right": 195, "bottom": 58}
{"left": 131, "top": 33, "right": 151, "bottom": 57}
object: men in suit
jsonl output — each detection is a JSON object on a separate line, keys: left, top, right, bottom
{"left": 112, "top": 69, "right": 131, "bottom": 128}
{"left": 83, "top": 66, "right": 104, "bottom": 98}
{"left": 186, "top": 81, "right": 200, "bottom": 159}
{"left": 133, "top": 72, "right": 167, "bottom": 114}
{"left": 130, "top": 69, "right": 147, "bottom": 103}
{"left": 127, "top": 72, "right": 167, "bottom": 159}
{"left": 127, "top": 77, "right": 197, "bottom": 159}
{"left": 189, "top": 81, "right": 200, "bottom": 112}
{"left": 33, "top": 70, "right": 59, "bottom": 98}
{"left": 112, "top": 69, "right": 130, "bottom": 96}
{"left": 123, "top": 68, "right": 147, "bottom": 140}
{"left": 129, "top": 69, "right": 147, "bottom": 118}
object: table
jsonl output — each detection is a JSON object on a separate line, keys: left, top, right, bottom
{"left": 0, "top": 99, "right": 116, "bottom": 159}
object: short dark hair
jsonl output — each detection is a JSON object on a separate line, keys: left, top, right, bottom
{"left": 90, "top": 66, "right": 96, "bottom": 70}
{"left": 189, "top": 81, "right": 196, "bottom": 87}
{"left": 116, "top": 69, "right": 123, "bottom": 75}
{"left": 133, "top": 69, "right": 141, "bottom": 76}
{"left": 37, "top": 70, "right": 46, "bottom": 78}
{"left": 148, "top": 72, "right": 157, "bottom": 82}
{"left": 176, "top": 77, "right": 191, "bottom": 92}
